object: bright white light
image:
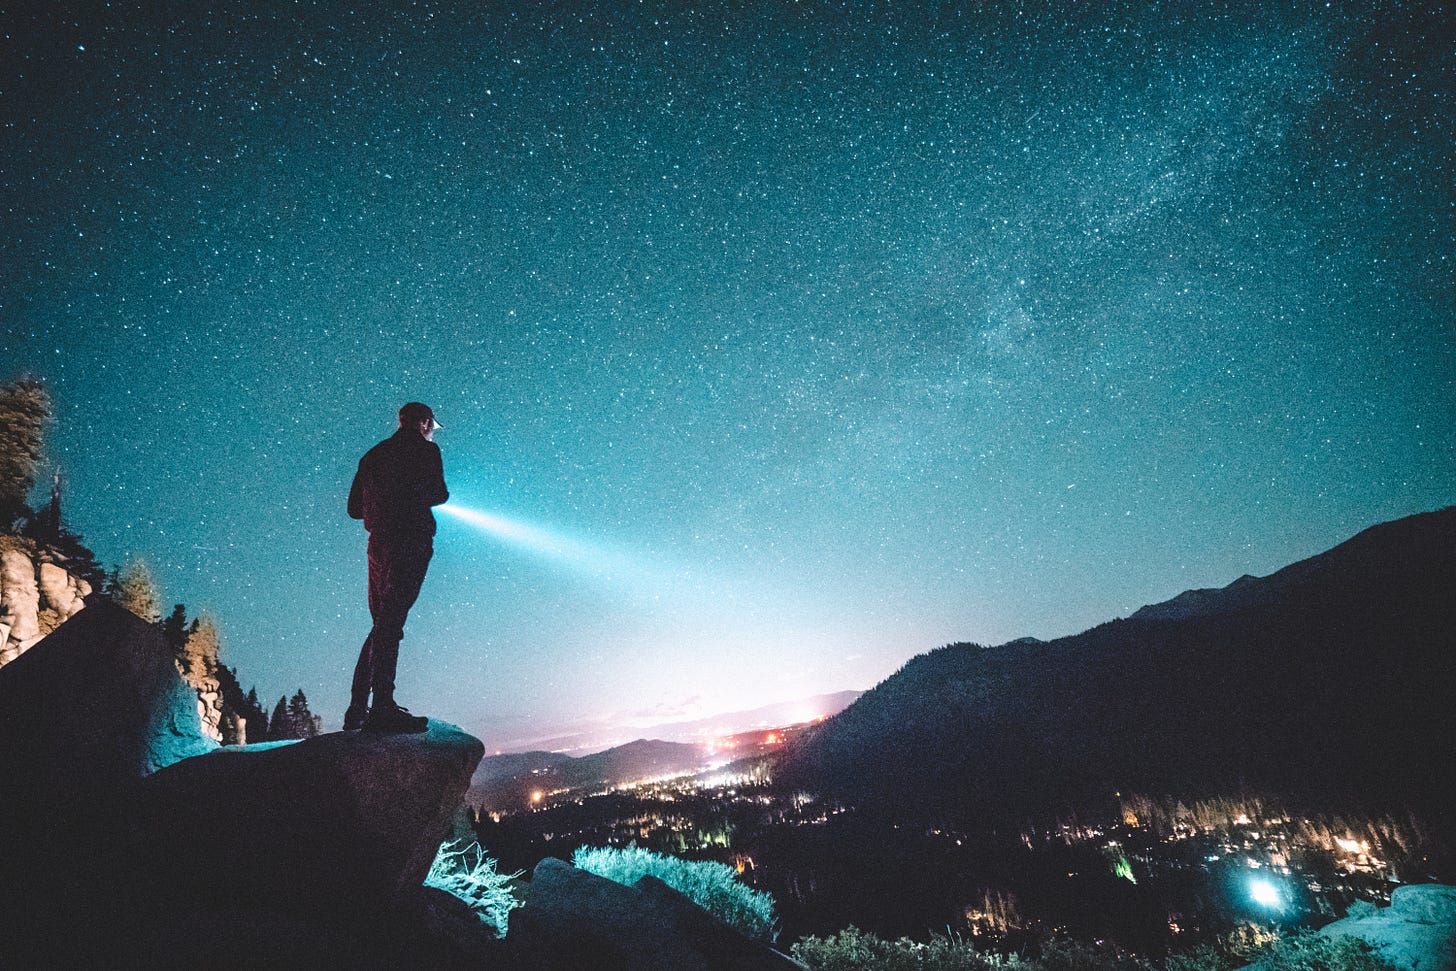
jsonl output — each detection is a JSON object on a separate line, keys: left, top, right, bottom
{"left": 439, "top": 503, "right": 591, "bottom": 563}
{"left": 439, "top": 502, "right": 662, "bottom": 587}
{"left": 1249, "top": 877, "right": 1283, "bottom": 909}
{"left": 438, "top": 501, "right": 743, "bottom": 619}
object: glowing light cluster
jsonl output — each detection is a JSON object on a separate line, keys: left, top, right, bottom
{"left": 1249, "top": 877, "right": 1284, "bottom": 909}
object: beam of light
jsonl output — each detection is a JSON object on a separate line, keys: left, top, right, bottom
{"left": 440, "top": 503, "right": 595, "bottom": 565}
{"left": 437, "top": 502, "right": 794, "bottom": 643}
{"left": 438, "top": 502, "right": 670, "bottom": 589}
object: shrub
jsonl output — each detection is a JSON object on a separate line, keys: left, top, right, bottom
{"left": 424, "top": 840, "right": 523, "bottom": 939}
{"left": 794, "top": 923, "right": 1395, "bottom": 971}
{"left": 1165, "top": 943, "right": 1241, "bottom": 971}
{"left": 1167, "top": 925, "right": 1394, "bottom": 971}
{"left": 791, "top": 926, "right": 1012, "bottom": 971}
{"left": 1034, "top": 938, "right": 1150, "bottom": 971}
{"left": 571, "top": 844, "right": 778, "bottom": 943}
{"left": 792, "top": 928, "right": 1165, "bottom": 971}
{"left": 1167, "top": 923, "right": 1280, "bottom": 971}
{"left": 1249, "top": 931, "right": 1396, "bottom": 971}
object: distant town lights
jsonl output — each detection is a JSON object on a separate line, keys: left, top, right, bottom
{"left": 1249, "top": 877, "right": 1283, "bottom": 909}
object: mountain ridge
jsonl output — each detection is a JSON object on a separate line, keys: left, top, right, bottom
{"left": 499, "top": 688, "right": 863, "bottom": 755}
{"left": 779, "top": 505, "right": 1456, "bottom": 831}
{"left": 1124, "top": 506, "right": 1455, "bottom": 624}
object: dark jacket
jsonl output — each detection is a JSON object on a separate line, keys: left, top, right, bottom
{"left": 347, "top": 429, "right": 449, "bottom": 535}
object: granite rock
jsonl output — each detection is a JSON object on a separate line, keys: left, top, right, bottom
{"left": 132, "top": 720, "right": 485, "bottom": 916}
{"left": 510, "top": 857, "right": 803, "bottom": 971}
{"left": 0, "top": 536, "right": 91, "bottom": 665}
{"left": 1318, "top": 885, "right": 1456, "bottom": 971}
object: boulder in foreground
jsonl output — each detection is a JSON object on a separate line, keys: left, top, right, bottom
{"left": 1316, "top": 885, "right": 1456, "bottom": 971}
{"left": 0, "top": 596, "right": 214, "bottom": 800}
{"left": 133, "top": 720, "right": 486, "bottom": 914}
{"left": 509, "top": 857, "right": 804, "bottom": 971}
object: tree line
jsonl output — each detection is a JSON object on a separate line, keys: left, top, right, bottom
{"left": 1, "top": 376, "right": 321, "bottom": 742}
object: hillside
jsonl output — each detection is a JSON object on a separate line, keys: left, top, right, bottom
{"left": 470, "top": 721, "right": 818, "bottom": 812}
{"left": 778, "top": 506, "right": 1456, "bottom": 830}
{"left": 470, "top": 739, "right": 708, "bottom": 811}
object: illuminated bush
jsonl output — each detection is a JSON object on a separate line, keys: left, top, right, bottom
{"left": 571, "top": 844, "right": 778, "bottom": 943}
{"left": 424, "top": 840, "right": 523, "bottom": 939}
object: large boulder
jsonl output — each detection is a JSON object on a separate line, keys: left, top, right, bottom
{"left": 0, "top": 596, "right": 214, "bottom": 805}
{"left": 1317, "top": 884, "right": 1456, "bottom": 971}
{"left": 0, "top": 543, "right": 42, "bottom": 650}
{"left": 0, "top": 597, "right": 216, "bottom": 960}
{"left": 3, "top": 719, "right": 491, "bottom": 966}
{"left": 0, "top": 599, "right": 497, "bottom": 967}
{"left": 132, "top": 720, "right": 485, "bottom": 916}
{"left": 509, "top": 857, "right": 804, "bottom": 971}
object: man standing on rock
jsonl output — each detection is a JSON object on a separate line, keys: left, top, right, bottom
{"left": 345, "top": 402, "right": 448, "bottom": 733}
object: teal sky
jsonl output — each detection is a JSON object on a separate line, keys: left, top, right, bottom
{"left": 3, "top": 1, "right": 1452, "bottom": 748}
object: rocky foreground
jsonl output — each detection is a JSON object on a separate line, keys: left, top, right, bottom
{"left": 1313, "top": 887, "right": 1456, "bottom": 971}
{"left": 0, "top": 598, "right": 802, "bottom": 969}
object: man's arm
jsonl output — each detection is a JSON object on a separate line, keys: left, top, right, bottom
{"left": 424, "top": 443, "right": 448, "bottom": 507}
{"left": 347, "top": 458, "right": 366, "bottom": 520}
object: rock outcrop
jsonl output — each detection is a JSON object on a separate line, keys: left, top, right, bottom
{"left": 135, "top": 721, "right": 485, "bottom": 913}
{"left": 0, "top": 534, "right": 90, "bottom": 665}
{"left": 0, "top": 601, "right": 499, "bottom": 966}
{"left": 107, "top": 721, "right": 492, "bottom": 967}
{"left": 1318, "top": 885, "right": 1456, "bottom": 971}
{"left": 0, "top": 597, "right": 800, "bottom": 969}
{"left": 510, "top": 857, "right": 804, "bottom": 971}
{"left": 0, "top": 596, "right": 215, "bottom": 797}
{"left": 0, "top": 598, "right": 219, "bottom": 962}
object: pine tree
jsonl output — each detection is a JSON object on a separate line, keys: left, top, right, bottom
{"left": 114, "top": 559, "right": 162, "bottom": 623}
{"left": 35, "top": 468, "right": 62, "bottom": 541}
{"left": 4, "top": 408, "right": 105, "bottom": 590}
{"left": 245, "top": 687, "right": 266, "bottom": 731}
{"left": 243, "top": 685, "right": 267, "bottom": 740}
{"left": 267, "top": 696, "right": 292, "bottom": 741}
{"left": 213, "top": 666, "right": 267, "bottom": 745}
{"left": 287, "top": 690, "right": 322, "bottom": 739}
{"left": 0, "top": 377, "right": 51, "bottom": 531}
{"left": 161, "top": 604, "right": 189, "bottom": 657}
{"left": 240, "top": 684, "right": 269, "bottom": 745}
{"left": 180, "top": 614, "right": 220, "bottom": 681}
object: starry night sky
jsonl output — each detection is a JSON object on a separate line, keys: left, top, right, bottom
{"left": 3, "top": 2, "right": 1452, "bottom": 749}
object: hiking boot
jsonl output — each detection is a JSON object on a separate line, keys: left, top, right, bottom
{"left": 363, "top": 703, "right": 429, "bottom": 734}
{"left": 343, "top": 704, "right": 368, "bottom": 732}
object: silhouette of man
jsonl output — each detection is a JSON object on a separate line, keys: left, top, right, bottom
{"left": 345, "top": 402, "right": 448, "bottom": 732}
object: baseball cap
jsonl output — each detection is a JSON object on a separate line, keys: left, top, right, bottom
{"left": 399, "top": 402, "right": 442, "bottom": 430}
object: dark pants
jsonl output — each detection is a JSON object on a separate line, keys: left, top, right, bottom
{"left": 351, "top": 530, "right": 433, "bottom": 707}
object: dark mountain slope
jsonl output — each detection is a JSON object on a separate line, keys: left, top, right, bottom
{"left": 779, "top": 507, "right": 1456, "bottom": 830}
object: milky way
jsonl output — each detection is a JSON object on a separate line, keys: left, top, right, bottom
{"left": 3, "top": 2, "right": 1452, "bottom": 747}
